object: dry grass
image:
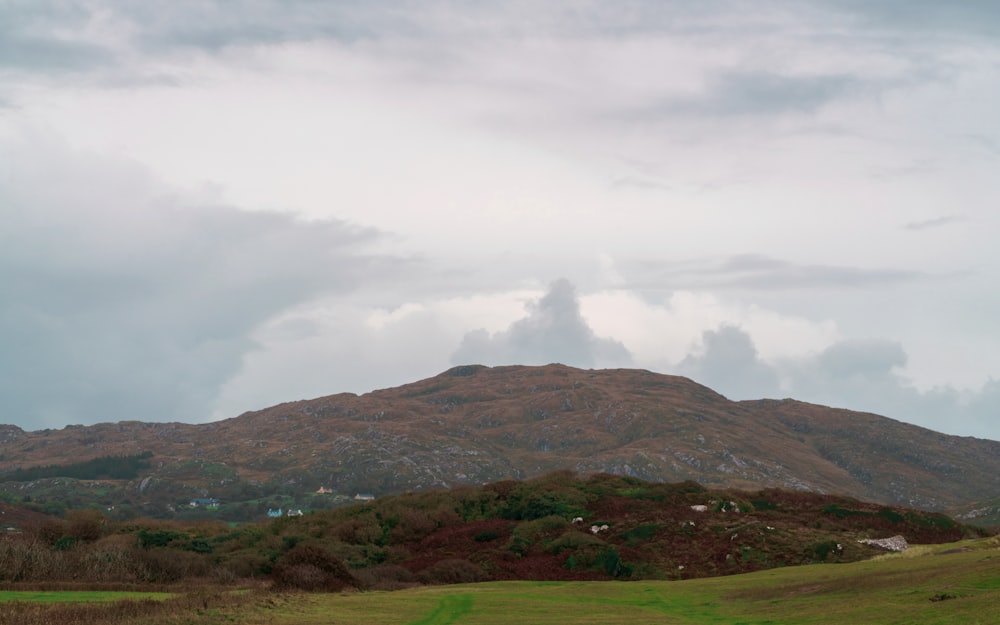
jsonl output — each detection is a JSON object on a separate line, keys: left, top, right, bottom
{"left": 0, "top": 585, "right": 273, "bottom": 625}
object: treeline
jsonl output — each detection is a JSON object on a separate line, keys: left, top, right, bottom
{"left": 3, "top": 452, "right": 153, "bottom": 481}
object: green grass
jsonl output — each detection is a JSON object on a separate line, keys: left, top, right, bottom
{"left": 276, "top": 538, "right": 1000, "bottom": 625}
{"left": 0, "top": 590, "right": 174, "bottom": 603}
{"left": 4, "top": 539, "right": 998, "bottom": 625}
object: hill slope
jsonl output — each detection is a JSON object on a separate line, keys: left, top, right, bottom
{"left": 1, "top": 364, "right": 998, "bottom": 521}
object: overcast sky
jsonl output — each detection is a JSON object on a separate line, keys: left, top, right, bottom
{"left": 2, "top": 1, "right": 998, "bottom": 440}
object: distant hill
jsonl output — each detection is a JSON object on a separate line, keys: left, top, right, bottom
{"left": 1, "top": 364, "right": 998, "bottom": 523}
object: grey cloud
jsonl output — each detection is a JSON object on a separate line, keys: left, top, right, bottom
{"left": 642, "top": 254, "right": 924, "bottom": 291}
{"left": 0, "top": 139, "right": 396, "bottom": 430}
{"left": 451, "top": 279, "right": 632, "bottom": 369}
{"left": 677, "top": 325, "right": 782, "bottom": 399}
{"left": 825, "top": 1, "right": 1000, "bottom": 38}
{"left": 962, "top": 379, "right": 1000, "bottom": 438}
{"left": 666, "top": 72, "right": 861, "bottom": 118}
{"left": 904, "top": 215, "right": 965, "bottom": 231}
{"left": 815, "top": 339, "right": 907, "bottom": 378}
{"left": 672, "top": 327, "right": 998, "bottom": 440}
{"left": 964, "top": 134, "right": 1000, "bottom": 157}
{"left": 781, "top": 339, "right": 980, "bottom": 435}
{"left": 0, "top": 3, "right": 115, "bottom": 72}
{"left": 0, "top": 0, "right": 397, "bottom": 75}
{"left": 125, "top": 1, "right": 390, "bottom": 51}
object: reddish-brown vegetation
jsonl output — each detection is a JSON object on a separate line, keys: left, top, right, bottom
{"left": 0, "top": 472, "right": 991, "bottom": 596}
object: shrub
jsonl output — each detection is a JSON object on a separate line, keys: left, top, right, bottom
{"left": 138, "top": 528, "right": 185, "bottom": 548}
{"left": 218, "top": 551, "right": 272, "bottom": 578}
{"left": 352, "top": 563, "right": 417, "bottom": 590}
{"left": 595, "top": 546, "right": 631, "bottom": 577}
{"left": 512, "top": 515, "right": 570, "bottom": 543}
{"left": 271, "top": 544, "right": 358, "bottom": 592}
{"left": 65, "top": 509, "right": 105, "bottom": 542}
{"left": 512, "top": 490, "right": 586, "bottom": 521}
{"left": 805, "top": 540, "right": 842, "bottom": 562}
{"left": 548, "top": 530, "right": 604, "bottom": 555}
{"left": 136, "top": 547, "right": 210, "bottom": 582}
{"left": 418, "top": 558, "right": 489, "bottom": 584}
{"left": 387, "top": 509, "right": 438, "bottom": 543}
{"left": 507, "top": 536, "right": 531, "bottom": 557}
{"left": 335, "top": 514, "right": 384, "bottom": 545}
{"left": 0, "top": 538, "right": 65, "bottom": 581}
{"left": 619, "top": 523, "right": 660, "bottom": 546}
{"left": 76, "top": 538, "right": 148, "bottom": 582}
{"left": 31, "top": 519, "right": 66, "bottom": 546}
{"left": 565, "top": 545, "right": 631, "bottom": 577}
{"left": 877, "top": 508, "right": 904, "bottom": 523}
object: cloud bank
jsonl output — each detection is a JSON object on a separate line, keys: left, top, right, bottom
{"left": 1, "top": 1, "right": 998, "bottom": 443}
{"left": 0, "top": 136, "right": 394, "bottom": 427}
{"left": 678, "top": 325, "right": 998, "bottom": 440}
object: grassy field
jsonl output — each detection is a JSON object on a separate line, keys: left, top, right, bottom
{"left": 2, "top": 538, "right": 997, "bottom": 624}
{"left": 272, "top": 538, "right": 1000, "bottom": 625}
{"left": 0, "top": 590, "right": 173, "bottom": 603}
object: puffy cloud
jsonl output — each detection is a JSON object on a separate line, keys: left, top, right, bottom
{"left": 451, "top": 279, "right": 631, "bottom": 369}
{"left": 677, "top": 325, "right": 782, "bottom": 399}
{"left": 814, "top": 339, "right": 907, "bottom": 378}
{"left": 0, "top": 136, "right": 396, "bottom": 429}
{"left": 669, "top": 325, "right": 998, "bottom": 439}
{"left": 778, "top": 338, "right": 1000, "bottom": 438}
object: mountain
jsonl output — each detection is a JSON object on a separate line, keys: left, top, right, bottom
{"left": 1, "top": 364, "right": 998, "bottom": 523}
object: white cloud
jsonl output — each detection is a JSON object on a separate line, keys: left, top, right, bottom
{"left": 581, "top": 288, "right": 838, "bottom": 367}
{"left": 451, "top": 279, "right": 631, "bottom": 370}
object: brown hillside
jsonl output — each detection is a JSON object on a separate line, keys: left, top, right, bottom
{"left": 1, "top": 365, "right": 998, "bottom": 519}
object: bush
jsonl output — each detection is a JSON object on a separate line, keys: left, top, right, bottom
{"left": 548, "top": 530, "right": 605, "bottom": 555}
{"left": 387, "top": 509, "right": 438, "bottom": 544}
{"left": 65, "top": 509, "right": 105, "bottom": 542}
{"left": 138, "top": 528, "right": 184, "bottom": 549}
{"left": 619, "top": 523, "right": 660, "bottom": 546}
{"left": 352, "top": 563, "right": 417, "bottom": 590}
{"left": 595, "top": 546, "right": 631, "bottom": 577}
{"left": 218, "top": 551, "right": 272, "bottom": 578}
{"left": 418, "top": 558, "right": 489, "bottom": 585}
{"left": 271, "top": 544, "right": 358, "bottom": 592}
{"left": 136, "top": 547, "right": 210, "bottom": 582}
{"left": 0, "top": 538, "right": 65, "bottom": 581}
{"left": 335, "top": 515, "right": 384, "bottom": 545}
{"left": 503, "top": 487, "right": 587, "bottom": 521}
{"left": 512, "top": 515, "right": 570, "bottom": 542}
{"left": 805, "top": 540, "right": 842, "bottom": 562}
{"left": 76, "top": 538, "right": 148, "bottom": 583}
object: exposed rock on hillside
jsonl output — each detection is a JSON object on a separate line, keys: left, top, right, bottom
{"left": 859, "top": 535, "right": 909, "bottom": 551}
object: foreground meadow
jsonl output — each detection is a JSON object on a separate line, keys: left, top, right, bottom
{"left": 3, "top": 537, "right": 996, "bottom": 625}
{"left": 283, "top": 538, "right": 1000, "bottom": 625}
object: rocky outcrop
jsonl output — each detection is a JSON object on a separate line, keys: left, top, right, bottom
{"left": 859, "top": 535, "right": 909, "bottom": 551}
